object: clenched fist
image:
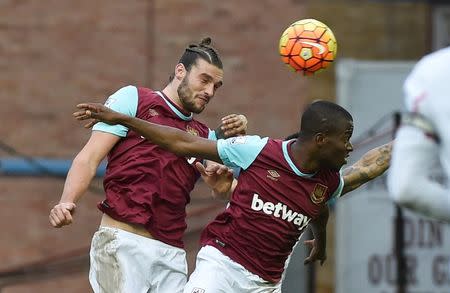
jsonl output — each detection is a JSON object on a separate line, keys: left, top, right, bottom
{"left": 49, "top": 202, "right": 77, "bottom": 228}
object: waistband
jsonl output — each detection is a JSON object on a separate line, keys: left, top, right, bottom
{"left": 100, "top": 213, "right": 154, "bottom": 239}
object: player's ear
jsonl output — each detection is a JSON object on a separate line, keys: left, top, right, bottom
{"left": 315, "top": 132, "right": 328, "bottom": 146}
{"left": 174, "top": 63, "right": 187, "bottom": 81}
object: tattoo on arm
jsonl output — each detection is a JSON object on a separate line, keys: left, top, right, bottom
{"left": 342, "top": 166, "right": 369, "bottom": 195}
{"left": 341, "top": 142, "right": 393, "bottom": 196}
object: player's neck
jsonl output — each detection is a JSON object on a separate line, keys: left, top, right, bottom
{"left": 161, "top": 83, "right": 185, "bottom": 111}
{"left": 290, "top": 140, "right": 321, "bottom": 173}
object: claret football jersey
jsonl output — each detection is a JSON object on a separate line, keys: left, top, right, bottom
{"left": 93, "top": 85, "right": 217, "bottom": 248}
{"left": 200, "top": 136, "right": 344, "bottom": 282}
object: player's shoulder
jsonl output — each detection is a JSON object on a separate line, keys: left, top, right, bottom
{"left": 252, "top": 137, "right": 284, "bottom": 159}
{"left": 405, "top": 47, "right": 450, "bottom": 109}
{"left": 412, "top": 47, "right": 450, "bottom": 77}
{"left": 421, "top": 47, "right": 450, "bottom": 65}
{"left": 265, "top": 138, "right": 284, "bottom": 150}
{"left": 220, "top": 135, "right": 271, "bottom": 149}
{"left": 136, "top": 86, "right": 158, "bottom": 100}
{"left": 136, "top": 88, "right": 173, "bottom": 111}
{"left": 107, "top": 85, "right": 138, "bottom": 99}
{"left": 110, "top": 85, "right": 159, "bottom": 103}
{"left": 246, "top": 135, "right": 272, "bottom": 146}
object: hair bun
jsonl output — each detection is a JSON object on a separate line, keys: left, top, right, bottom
{"left": 199, "top": 37, "right": 212, "bottom": 47}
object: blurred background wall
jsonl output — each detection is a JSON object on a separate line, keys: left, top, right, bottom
{"left": 0, "top": 0, "right": 448, "bottom": 292}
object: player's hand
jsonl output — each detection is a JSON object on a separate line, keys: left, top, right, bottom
{"left": 220, "top": 114, "right": 248, "bottom": 138}
{"left": 73, "top": 103, "right": 123, "bottom": 128}
{"left": 49, "top": 202, "right": 77, "bottom": 228}
{"left": 303, "top": 239, "right": 327, "bottom": 266}
{"left": 196, "top": 162, "right": 234, "bottom": 199}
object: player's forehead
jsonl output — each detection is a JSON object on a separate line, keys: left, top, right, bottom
{"left": 344, "top": 119, "right": 353, "bottom": 132}
{"left": 191, "top": 58, "right": 224, "bottom": 83}
{"left": 333, "top": 119, "right": 353, "bottom": 137}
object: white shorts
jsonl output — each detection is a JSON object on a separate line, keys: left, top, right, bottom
{"left": 184, "top": 245, "right": 281, "bottom": 293}
{"left": 89, "top": 227, "right": 187, "bottom": 293}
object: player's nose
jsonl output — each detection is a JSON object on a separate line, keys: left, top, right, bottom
{"left": 204, "top": 83, "right": 214, "bottom": 97}
{"left": 346, "top": 141, "right": 353, "bottom": 152}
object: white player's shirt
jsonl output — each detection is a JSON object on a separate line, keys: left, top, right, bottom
{"left": 387, "top": 46, "right": 450, "bottom": 221}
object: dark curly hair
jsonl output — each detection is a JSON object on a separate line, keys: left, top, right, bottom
{"left": 299, "top": 100, "right": 353, "bottom": 139}
{"left": 169, "top": 37, "right": 223, "bottom": 82}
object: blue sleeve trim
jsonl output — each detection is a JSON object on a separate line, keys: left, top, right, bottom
{"left": 217, "top": 136, "right": 268, "bottom": 169}
{"left": 282, "top": 140, "right": 316, "bottom": 178}
{"left": 92, "top": 85, "right": 138, "bottom": 137}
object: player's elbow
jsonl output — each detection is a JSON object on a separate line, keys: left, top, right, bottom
{"left": 72, "top": 152, "right": 102, "bottom": 176}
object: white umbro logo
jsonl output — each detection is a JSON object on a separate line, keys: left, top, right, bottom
{"left": 192, "top": 288, "right": 205, "bottom": 293}
{"left": 229, "top": 136, "right": 247, "bottom": 145}
{"left": 267, "top": 170, "right": 280, "bottom": 181}
{"left": 148, "top": 108, "right": 159, "bottom": 116}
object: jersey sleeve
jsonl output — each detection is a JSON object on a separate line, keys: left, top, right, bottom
{"left": 208, "top": 129, "right": 217, "bottom": 141}
{"left": 92, "top": 85, "right": 138, "bottom": 137}
{"left": 217, "top": 135, "right": 269, "bottom": 169}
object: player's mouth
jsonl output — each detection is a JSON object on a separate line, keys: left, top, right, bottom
{"left": 197, "top": 95, "right": 210, "bottom": 105}
{"left": 343, "top": 153, "right": 350, "bottom": 163}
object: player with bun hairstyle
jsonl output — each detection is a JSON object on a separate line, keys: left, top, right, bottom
{"left": 49, "top": 37, "right": 247, "bottom": 293}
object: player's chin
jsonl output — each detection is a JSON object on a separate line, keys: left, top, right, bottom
{"left": 192, "top": 104, "right": 207, "bottom": 114}
{"left": 332, "top": 160, "right": 346, "bottom": 171}
{"left": 340, "top": 154, "right": 349, "bottom": 165}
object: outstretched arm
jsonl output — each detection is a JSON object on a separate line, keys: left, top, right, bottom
{"left": 75, "top": 103, "right": 223, "bottom": 163}
{"left": 341, "top": 141, "right": 393, "bottom": 196}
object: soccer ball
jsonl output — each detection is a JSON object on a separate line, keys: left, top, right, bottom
{"left": 279, "top": 19, "right": 337, "bottom": 75}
